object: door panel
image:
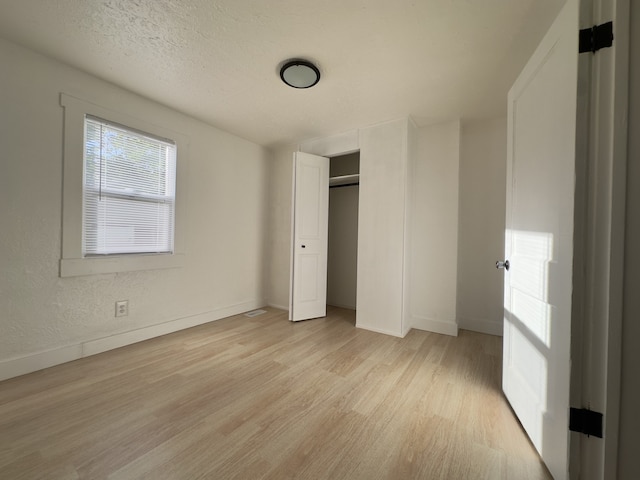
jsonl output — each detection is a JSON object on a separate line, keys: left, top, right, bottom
{"left": 503, "top": 0, "right": 579, "bottom": 479}
{"left": 290, "top": 152, "right": 329, "bottom": 321}
{"left": 298, "top": 256, "right": 319, "bottom": 302}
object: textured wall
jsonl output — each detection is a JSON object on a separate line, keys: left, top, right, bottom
{"left": 0, "top": 38, "right": 270, "bottom": 376}
{"left": 457, "top": 118, "right": 507, "bottom": 336}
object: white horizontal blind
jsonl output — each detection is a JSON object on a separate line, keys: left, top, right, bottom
{"left": 83, "top": 116, "right": 177, "bottom": 256}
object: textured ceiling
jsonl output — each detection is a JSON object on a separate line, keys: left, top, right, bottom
{"left": 0, "top": 0, "right": 564, "bottom": 148}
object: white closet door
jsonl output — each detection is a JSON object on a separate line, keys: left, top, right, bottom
{"left": 289, "top": 152, "right": 330, "bottom": 321}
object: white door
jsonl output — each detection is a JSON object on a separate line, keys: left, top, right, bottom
{"left": 502, "top": 0, "right": 579, "bottom": 479}
{"left": 289, "top": 151, "right": 330, "bottom": 321}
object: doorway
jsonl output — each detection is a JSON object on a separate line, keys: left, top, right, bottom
{"left": 327, "top": 152, "right": 360, "bottom": 311}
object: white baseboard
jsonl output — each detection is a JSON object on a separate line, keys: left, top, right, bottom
{"left": 326, "top": 302, "right": 356, "bottom": 310}
{"left": 401, "top": 322, "right": 412, "bottom": 338}
{"left": 410, "top": 315, "right": 459, "bottom": 337}
{"left": 267, "top": 303, "right": 288, "bottom": 311}
{"left": 0, "top": 299, "right": 265, "bottom": 382}
{"left": 457, "top": 316, "right": 503, "bottom": 336}
{"left": 0, "top": 344, "right": 83, "bottom": 382}
{"left": 355, "top": 322, "right": 406, "bottom": 338}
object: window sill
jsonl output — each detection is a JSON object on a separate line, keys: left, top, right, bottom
{"left": 60, "top": 253, "right": 185, "bottom": 277}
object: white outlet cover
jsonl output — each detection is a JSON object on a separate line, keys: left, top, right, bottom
{"left": 115, "top": 301, "right": 129, "bottom": 317}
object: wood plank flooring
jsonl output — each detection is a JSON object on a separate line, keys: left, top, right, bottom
{"left": 0, "top": 307, "right": 551, "bottom": 479}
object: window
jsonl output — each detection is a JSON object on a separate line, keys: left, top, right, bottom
{"left": 60, "top": 94, "right": 186, "bottom": 277}
{"left": 83, "top": 116, "right": 176, "bottom": 256}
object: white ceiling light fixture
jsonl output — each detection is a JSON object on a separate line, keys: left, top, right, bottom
{"left": 280, "top": 60, "right": 320, "bottom": 89}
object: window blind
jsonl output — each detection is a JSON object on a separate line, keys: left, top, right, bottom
{"left": 83, "top": 116, "right": 177, "bottom": 256}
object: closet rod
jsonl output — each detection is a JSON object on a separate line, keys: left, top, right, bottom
{"left": 329, "top": 173, "right": 359, "bottom": 188}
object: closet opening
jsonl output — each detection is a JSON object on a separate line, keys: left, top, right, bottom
{"left": 327, "top": 152, "right": 360, "bottom": 319}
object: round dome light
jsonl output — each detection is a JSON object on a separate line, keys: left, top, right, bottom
{"left": 280, "top": 60, "right": 320, "bottom": 89}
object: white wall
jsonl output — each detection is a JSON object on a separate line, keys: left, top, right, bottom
{"left": 356, "top": 119, "right": 409, "bottom": 336}
{"left": 265, "top": 146, "right": 295, "bottom": 310}
{"left": 456, "top": 118, "right": 507, "bottom": 336}
{"left": 0, "top": 38, "right": 270, "bottom": 380}
{"left": 406, "top": 121, "right": 461, "bottom": 336}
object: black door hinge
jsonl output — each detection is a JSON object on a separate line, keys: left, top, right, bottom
{"left": 569, "top": 407, "right": 603, "bottom": 438}
{"left": 579, "top": 21, "right": 613, "bottom": 53}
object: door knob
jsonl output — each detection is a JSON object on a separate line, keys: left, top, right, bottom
{"left": 496, "top": 260, "right": 510, "bottom": 271}
{"left": 301, "top": 245, "right": 306, "bottom": 248}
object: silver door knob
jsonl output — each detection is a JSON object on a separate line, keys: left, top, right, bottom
{"left": 496, "top": 260, "right": 510, "bottom": 271}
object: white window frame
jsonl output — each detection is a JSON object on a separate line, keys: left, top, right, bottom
{"left": 60, "top": 93, "right": 187, "bottom": 277}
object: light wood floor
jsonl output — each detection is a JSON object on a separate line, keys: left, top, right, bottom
{"left": 0, "top": 307, "right": 551, "bottom": 480}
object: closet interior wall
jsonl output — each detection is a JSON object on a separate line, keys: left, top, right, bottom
{"left": 327, "top": 153, "right": 360, "bottom": 309}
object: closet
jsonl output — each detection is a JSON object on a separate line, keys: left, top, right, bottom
{"left": 293, "top": 118, "right": 415, "bottom": 336}
{"left": 327, "top": 152, "right": 360, "bottom": 310}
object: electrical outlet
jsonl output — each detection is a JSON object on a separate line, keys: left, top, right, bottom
{"left": 115, "top": 300, "right": 129, "bottom": 317}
